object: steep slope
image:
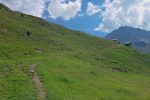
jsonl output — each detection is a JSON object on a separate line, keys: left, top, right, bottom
{"left": 0, "top": 3, "right": 150, "bottom": 100}
{"left": 106, "top": 26, "right": 150, "bottom": 53}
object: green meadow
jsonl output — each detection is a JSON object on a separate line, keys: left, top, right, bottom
{"left": 0, "top": 3, "right": 150, "bottom": 100}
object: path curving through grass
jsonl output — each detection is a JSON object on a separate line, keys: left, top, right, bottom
{"left": 30, "top": 64, "right": 46, "bottom": 100}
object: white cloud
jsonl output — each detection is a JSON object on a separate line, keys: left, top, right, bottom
{"left": 0, "top": 0, "right": 45, "bottom": 17}
{"left": 78, "top": 12, "right": 84, "bottom": 17}
{"left": 47, "top": 0, "right": 82, "bottom": 20}
{"left": 86, "top": 2, "right": 101, "bottom": 16}
{"left": 95, "top": 0, "right": 150, "bottom": 32}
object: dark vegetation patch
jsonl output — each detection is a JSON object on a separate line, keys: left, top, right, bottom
{"left": 112, "top": 67, "right": 128, "bottom": 73}
{"left": 90, "top": 71, "right": 97, "bottom": 75}
{"left": 114, "top": 88, "right": 136, "bottom": 96}
{"left": 111, "top": 61, "right": 119, "bottom": 64}
{"left": 57, "top": 76, "right": 74, "bottom": 84}
{"left": 93, "top": 57, "right": 106, "bottom": 61}
{"left": 48, "top": 39, "right": 70, "bottom": 51}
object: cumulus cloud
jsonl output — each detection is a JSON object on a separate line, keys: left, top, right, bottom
{"left": 86, "top": 2, "right": 101, "bottom": 16}
{"left": 95, "top": 0, "right": 150, "bottom": 32}
{"left": 47, "top": 0, "right": 82, "bottom": 20}
{"left": 0, "top": 0, "right": 45, "bottom": 17}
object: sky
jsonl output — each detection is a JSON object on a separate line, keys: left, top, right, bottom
{"left": 0, "top": 0, "right": 150, "bottom": 37}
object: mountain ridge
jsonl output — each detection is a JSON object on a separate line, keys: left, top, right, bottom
{"left": 105, "top": 26, "right": 150, "bottom": 54}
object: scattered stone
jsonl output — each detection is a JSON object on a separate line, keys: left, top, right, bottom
{"left": 35, "top": 48, "right": 43, "bottom": 54}
{"left": 124, "top": 42, "right": 132, "bottom": 47}
{"left": 112, "top": 39, "right": 121, "bottom": 44}
{"left": 26, "top": 31, "right": 32, "bottom": 36}
{"left": 30, "top": 70, "right": 35, "bottom": 75}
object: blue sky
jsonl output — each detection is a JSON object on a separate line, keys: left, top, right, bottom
{"left": 1, "top": 0, "right": 150, "bottom": 37}
{"left": 44, "top": 0, "right": 106, "bottom": 37}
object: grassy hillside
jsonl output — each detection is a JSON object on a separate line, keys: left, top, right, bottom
{"left": 0, "top": 3, "right": 150, "bottom": 100}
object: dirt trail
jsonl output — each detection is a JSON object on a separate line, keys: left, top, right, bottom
{"left": 30, "top": 64, "right": 46, "bottom": 100}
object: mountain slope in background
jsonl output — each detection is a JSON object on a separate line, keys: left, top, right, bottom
{"left": 1, "top": 3, "right": 150, "bottom": 100}
{"left": 105, "top": 26, "right": 150, "bottom": 54}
